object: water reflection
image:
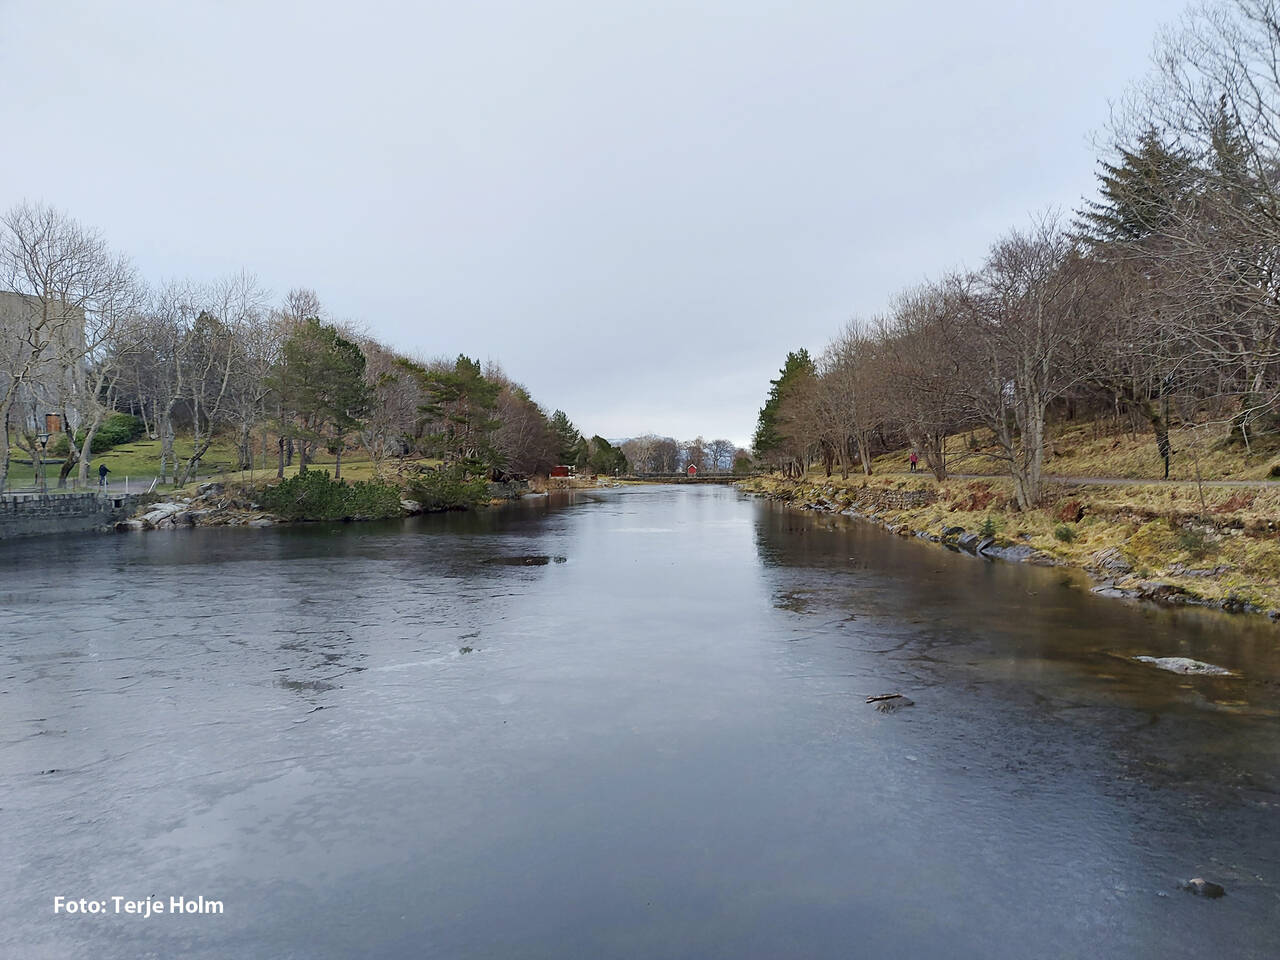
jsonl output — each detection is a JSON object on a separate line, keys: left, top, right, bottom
{"left": 1, "top": 486, "right": 1277, "bottom": 959}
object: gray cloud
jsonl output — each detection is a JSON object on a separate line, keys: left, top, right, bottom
{"left": 0, "top": 0, "right": 1176, "bottom": 444}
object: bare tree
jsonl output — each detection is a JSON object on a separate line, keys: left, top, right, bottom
{"left": 876, "top": 280, "right": 974, "bottom": 480}
{"left": 357, "top": 337, "right": 422, "bottom": 473}
{"left": 684, "top": 436, "right": 708, "bottom": 473}
{"left": 966, "top": 216, "right": 1095, "bottom": 507}
{"left": 0, "top": 202, "right": 136, "bottom": 491}
{"left": 168, "top": 273, "right": 267, "bottom": 486}
{"left": 818, "top": 320, "right": 886, "bottom": 477}
{"left": 65, "top": 297, "right": 148, "bottom": 486}
{"left": 620, "top": 434, "right": 659, "bottom": 474}
{"left": 707, "top": 438, "right": 735, "bottom": 473}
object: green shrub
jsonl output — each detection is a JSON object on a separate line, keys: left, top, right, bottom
{"left": 1175, "top": 525, "right": 1214, "bottom": 560}
{"left": 262, "top": 471, "right": 347, "bottom": 520}
{"left": 1053, "top": 524, "right": 1076, "bottom": 543}
{"left": 47, "top": 434, "right": 70, "bottom": 457}
{"left": 407, "top": 467, "right": 489, "bottom": 511}
{"left": 261, "top": 470, "right": 402, "bottom": 521}
{"left": 74, "top": 412, "right": 145, "bottom": 454}
{"left": 979, "top": 515, "right": 997, "bottom": 538}
{"left": 347, "top": 479, "right": 404, "bottom": 519}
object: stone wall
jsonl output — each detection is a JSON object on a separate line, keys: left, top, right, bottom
{"left": 0, "top": 492, "right": 139, "bottom": 540}
{"left": 870, "top": 488, "right": 937, "bottom": 511}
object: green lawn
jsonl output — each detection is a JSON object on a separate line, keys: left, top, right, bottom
{"left": 4, "top": 433, "right": 393, "bottom": 493}
{"left": 6, "top": 428, "right": 445, "bottom": 496}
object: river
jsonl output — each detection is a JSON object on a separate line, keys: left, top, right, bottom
{"left": 3, "top": 484, "right": 1278, "bottom": 958}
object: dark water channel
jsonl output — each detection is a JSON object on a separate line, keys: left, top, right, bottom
{"left": 3, "top": 485, "right": 1279, "bottom": 958}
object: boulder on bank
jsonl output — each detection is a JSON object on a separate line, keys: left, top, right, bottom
{"left": 1090, "top": 546, "right": 1132, "bottom": 576}
{"left": 125, "top": 486, "right": 284, "bottom": 531}
{"left": 1092, "top": 582, "right": 1140, "bottom": 600}
{"left": 140, "top": 502, "right": 185, "bottom": 528}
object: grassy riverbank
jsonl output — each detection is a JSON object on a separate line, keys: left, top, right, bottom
{"left": 869, "top": 420, "right": 1280, "bottom": 482}
{"left": 739, "top": 472, "right": 1280, "bottom": 617}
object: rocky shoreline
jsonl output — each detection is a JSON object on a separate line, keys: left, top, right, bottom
{"left": 116, "top": 478, "right": 540, "bottom": 531}
{"left": 738, "top": 477, "right": 1280, "bottom": 622}
{"left": 117, "top": 482, "right": 292, "bottom": 530}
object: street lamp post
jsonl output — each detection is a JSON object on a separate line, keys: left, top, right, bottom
{"left": 35, "top": 429, "right": 50, "bottom": 494}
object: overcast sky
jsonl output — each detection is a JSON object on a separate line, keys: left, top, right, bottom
{"left": 1, "top": 0, "right": 1180, "bottom": 446}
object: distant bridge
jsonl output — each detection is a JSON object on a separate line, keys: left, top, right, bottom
{"left": 617, "top": 474, "right": 745, "bottom": 485}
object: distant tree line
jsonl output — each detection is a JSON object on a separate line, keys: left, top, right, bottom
{"left": 0, "top": 206, "right": 587, "bottom": 489}
{"left": 618, "top": 434, "right": 751, "bottom": 475}
{"left": 754, "top": 0, "right": 1280, "bottom": 508}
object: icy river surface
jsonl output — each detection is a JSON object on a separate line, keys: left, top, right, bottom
{"left": 3, "top": 485, "right": 1279, "bottom": 958}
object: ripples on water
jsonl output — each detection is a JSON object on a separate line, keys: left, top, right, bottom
{"left": 2, "top": 486, "right": 1278, "bottom": 959}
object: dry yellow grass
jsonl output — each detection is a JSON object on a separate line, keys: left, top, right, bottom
{"left": 740, "top": 471, "right": 1280, "bottom": 613}
{"left": 870, "top": 421, "right": 1280, "bottom": 482}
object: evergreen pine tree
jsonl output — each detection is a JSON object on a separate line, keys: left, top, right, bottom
{"left": 752, "top": 349, "right": 815, "bottom": 458}
{"left": 1075, "top": 127, "right": 1196, "bottom": 247}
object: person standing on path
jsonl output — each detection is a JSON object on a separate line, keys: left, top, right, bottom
{"left": 909, "top": 452, "right": 918, "bottom": 473}
{"left": 98, "top": 463, "right": 110, "bottom": 489}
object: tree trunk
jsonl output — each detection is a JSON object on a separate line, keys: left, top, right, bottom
{"left": 177, "top": 437, "right": 213, "bottom": 487}
{"left": 161, "top": 415, "right": 174, "bottom": 484}
{"left": 0, "top": 398, "right": 15, "bottom": 493}
{"left": 277, "top": 435, "right": 285, "bottom": 478}
{"left": 76, "top": 410, "right": 107, "bottom": 487}
{"left": 334, "top": 439, "right": 342, "bottom": 479}
{"left": 237, "top": 423, "right": 253, "bottom": 471}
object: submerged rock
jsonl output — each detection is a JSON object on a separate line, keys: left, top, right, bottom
{"left": 1134, "top": 656, "right": 1234, "bottom": 677}
{"left": 1135, "top": 580, "right": 1189, "bottom": 603}
{"left": 485, "top": 555, "right": 567, "bottom": 566}
{"left": 1095, "top": 583, "right": 1136, "bottom": 599}
{"left": 875, "top": 697, "right": 915, "bottom": 713}
{"left": 1180, "top": 878, "right": 1226, "bottom": 898}
{"left": 983, "top": 543, "right": 1037, "bottom": 563}
{"left": 1092, "top": 583, "right": 1139, "bottom": 600}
